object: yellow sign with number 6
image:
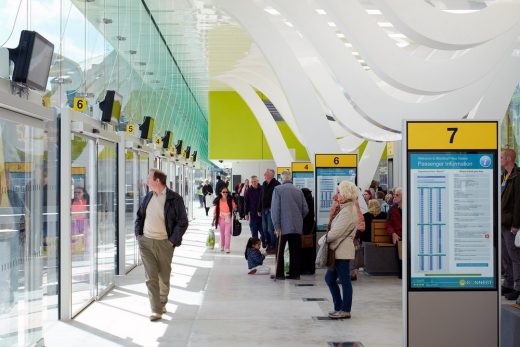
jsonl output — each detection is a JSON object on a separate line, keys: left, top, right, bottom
{"left": 73, "top": 97, "right": 87, "bottom": 112}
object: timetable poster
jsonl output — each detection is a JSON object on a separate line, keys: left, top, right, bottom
{"left": 316, "top": 168, "right": 356, "bottom": 230}
{"left": 409, "top": 152, "right": 495, "bottom": 289}
{"left": 293, "top": 171, "right": 314, "bottom": 190}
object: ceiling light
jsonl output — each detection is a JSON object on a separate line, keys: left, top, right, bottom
{"left": 352, "top": 52, "right": 360, "bottom": 56}
{"left": 344, "top": 42, "right": 352, "bottom": 47}
{"left": 366, "top": 9, "right": 382, "bottom": 15}
{"left": 315, "top": 9, "right": 326, "bottom": 15}
{"left": 327, "top": 22, "right": 336, "bottom": 27}
{"left": 358, "top": 59, "right": 365, "bottom": 63}
{"left": 396, "top": 42, "right": 409, "bottom": 48}
{"left": 377, "top": 22, "right": 393, "bottom": 27}
{"left": 264, "top": 7, "right": 280, "bottom": 15}
{"left": 285, "top": 21, "right": 294, "bottom": 27}
{"left": 336, "top": 33, "right": 345, "bottom": 38}
{"left": 388, "top": 33, "right": 407, "bottom": 39}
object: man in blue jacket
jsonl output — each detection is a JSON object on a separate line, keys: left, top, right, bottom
{"left": 135, "top": 169, "right": 189, "bottom": 321}
{"left": 271, "top": 170, "right": 309, "bottom": 280}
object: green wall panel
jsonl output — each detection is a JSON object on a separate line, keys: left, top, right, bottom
{"left": 209, "top": 91, "right": 308, "bottom": 161}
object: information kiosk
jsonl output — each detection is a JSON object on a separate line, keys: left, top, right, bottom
{"left": 291, "top": 162, "right": 314, "bottom": 190}
{"left": 314, "top": 154, "right": 357, "bottom": 231}
{"left": 404, "top": 121, "right": 499, "bottom": 347}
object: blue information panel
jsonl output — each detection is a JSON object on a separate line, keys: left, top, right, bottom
{"left": 293, "top": 171, "right": 314, "bottom": 190}
{"left": 408, "top": 153, "right": 496, "bottom": 289}
{"left": 316, "top": 168, "right": 356, "bottom": 230}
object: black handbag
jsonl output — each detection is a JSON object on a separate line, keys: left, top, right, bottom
{"left": 232, "top": 213, "right": 242, "bottom": 236}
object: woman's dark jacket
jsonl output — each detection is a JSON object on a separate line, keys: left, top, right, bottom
{"left": 502, "top": 165, "right": 520, "bottom": 228}
{"left": 135, "top": 188, "right": 189, "bottom": 247}
{"left": 301, "top": 188, "right": 315, "bottom": 234}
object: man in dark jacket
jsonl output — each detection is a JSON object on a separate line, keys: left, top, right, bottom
{"left": 215, "top": 175, "right": 226, "bottom": 194}
{"left": 135, "top": 169, "right": 189, "bottom": 321}
{"left": 245, "top": 175, "right": 263, "bottom": 245}
{"left": 258, "top": 169, "right": 280, "bottom": 253}
{"left": 500, "top": 149, "right": 520, "bottom": 300}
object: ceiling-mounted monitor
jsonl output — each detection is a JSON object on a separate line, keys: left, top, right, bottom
{"left": 185, "top": 146, "right": 191, "bottom": 159}
{"left": 139, "top": 116, "right": 154, "bottom": 141}
{"left": 162, "top": 131, "right": 172, "bottom": 149}
{"left": 192, "top": 150, "right": 197, "bottom": 162}
{"left": 8, "top": 30, "right": 54, "bottom": 91}
{"left": 99, "top": 90, "right": 122, "bottom": 125}
{"left": 175, "top": 140, "right": 183, "bottom": 155}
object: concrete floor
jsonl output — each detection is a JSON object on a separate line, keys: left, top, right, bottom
{"left": 44, "top": 209, "right": 403, "bottom": 347}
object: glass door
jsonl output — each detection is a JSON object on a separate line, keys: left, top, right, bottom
{"left": 176, "top": 164, "right": 183, "bottom": 196}
{"left": 184, "top": 166, "right": 193, "bottom": 220}
{"left": 0, "top": 116, "right": 59, "bottom": 346}
{"left": 70, "top": 134, "right": 96, "bottom": 315}
{"left": 124, "top": 149, "right": 138, "bottom": 272}
{"left": 96, "top": 140, "right": 117, "bottom": 298}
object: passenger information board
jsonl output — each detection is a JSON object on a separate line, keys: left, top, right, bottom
{"left": 315, "top": 154, "right": 357, "bottom": 231}
{"left": 406, "top": 121, "right": 498, "bottom": 290}
{"left": 292, "top": 162, "right": 314, "bottom": 190}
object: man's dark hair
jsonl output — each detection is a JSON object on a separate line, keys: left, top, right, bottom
{"left": 216, "top": 175, "right": 221, "bottom": 180}
{"left": 150, "top": 169, "right": 167, "bottom": 186}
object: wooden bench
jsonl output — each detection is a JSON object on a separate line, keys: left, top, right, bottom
{"left": 364, "top": 219, "right": 399, "bottom": 275}
{"left": 371, "top": 219, "right": 393, "bottom": 245}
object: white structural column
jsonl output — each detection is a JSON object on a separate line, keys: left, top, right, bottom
{"left": 216, "top": 75, "right": 294, "bottom": 167}
{"left": 357, "top": 141, "right": 386, "bottom": 190}
{"left": 337, "top": 136, "right": 366, "bottom": 153}
{"left": 373, "top": 0, "right": 520, "bottom": 48}
{"left": 323, "top": 0, "right": 520, "bottom": 93}
{"left": 232, "top": 66, "right": 304, "bottom": 143}
{"left": 215, "top": 0, "right": 340, "bottom": 159}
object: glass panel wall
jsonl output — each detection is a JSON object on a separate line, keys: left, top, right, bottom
{"left": 96, "top": 141, "right": 117, "bottom": 297}
{"left": 0, "top": 115, "right": 59, "bottom": 346}
{"left": 70, "top": 134, "right": 95, "bottom": 314}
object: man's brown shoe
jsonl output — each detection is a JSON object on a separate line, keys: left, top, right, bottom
{"left": 162, "top": 306, "right": 167, "bottom": 313}
{"left": 149, "top": 314, "right": 162, "bottom": 321}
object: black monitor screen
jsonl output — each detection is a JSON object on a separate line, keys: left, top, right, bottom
{"left": 10, "top": 31, "right": 54, "bottom": 91}
{"left": 27, "top": 34, "right": 54, "bottom": 91}
{"left": 100, "top": 90, "right": 122, "bottom": 126}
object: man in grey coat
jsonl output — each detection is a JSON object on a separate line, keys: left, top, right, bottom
{"left": 271, "top": 170, "right": 309, "bottom": 280}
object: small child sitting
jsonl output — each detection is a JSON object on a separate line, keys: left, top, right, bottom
{"left": 245, "top": 237, "right": 270, "bottom": 275}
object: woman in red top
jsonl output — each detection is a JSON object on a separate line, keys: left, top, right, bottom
{"left": 213, "top": 188, "right": 237, "bottom": 253}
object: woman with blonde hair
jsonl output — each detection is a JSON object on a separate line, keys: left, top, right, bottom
{"left": 362, "top": 199, "right": 388, "bottom": 243}
{"left": 323, "top": 180, "right": 358, "bottom": 319}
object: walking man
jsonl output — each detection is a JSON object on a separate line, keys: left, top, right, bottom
{"left": 271, "top": 170, "right": 308, "bottom": 280}
{"left": 245, "top": 175, "right": 264, "bottom": 244}
{"left": 258, "top": 169, "right": 280, "bottom": 253}
{"left": 135, "top": 169, "right": 189, "bottom": 321}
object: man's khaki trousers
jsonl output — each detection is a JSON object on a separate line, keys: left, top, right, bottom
{"left": 138, "top": 236, "right": 175, "bottom": 314}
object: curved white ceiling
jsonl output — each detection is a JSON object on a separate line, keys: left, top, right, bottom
{"left": 373, "top": 0, "right": 520, "bottom": 48}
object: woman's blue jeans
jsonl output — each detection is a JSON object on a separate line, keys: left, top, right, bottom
{"left": 325, "top": 259, "right": 352, "bottom": 312}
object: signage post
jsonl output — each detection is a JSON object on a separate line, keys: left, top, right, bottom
{"left": 404, "top": 121, "right": 499, "bottom": 347}
{"left": 314, "top": 154, "right": 357, "bottom": 231}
